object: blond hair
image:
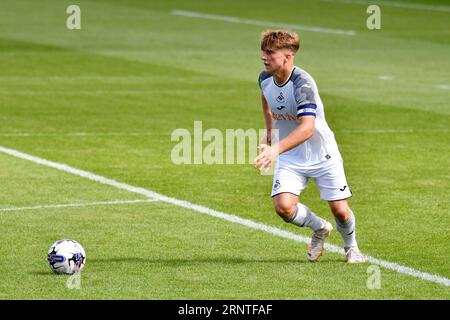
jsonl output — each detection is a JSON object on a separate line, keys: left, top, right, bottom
{"left": 260, "top": 30, "right": 300, "bottom": 53}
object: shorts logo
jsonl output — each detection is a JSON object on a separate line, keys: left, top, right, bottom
{"left": 339, "top": 186, "right": 347, "bottom": 191}
{"left": 273, "top": 179, "right": 281, "bottom": 191}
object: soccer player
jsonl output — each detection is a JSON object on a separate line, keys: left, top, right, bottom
{"left": 255, "top": 30, "right": 365, "bottom": 263}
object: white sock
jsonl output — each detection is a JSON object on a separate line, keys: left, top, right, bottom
{"left": 288, "top": 203, "right": 324, "bottom": 231}
{"left": 335, "top": 210, "right": 357, "bottom": 249}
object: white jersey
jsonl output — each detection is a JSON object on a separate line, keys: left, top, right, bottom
{"left": 259, "top": 66, "right": 342, "bottom": 169}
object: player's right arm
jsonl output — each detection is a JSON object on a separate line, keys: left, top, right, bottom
{"left": 260, "top": 95, "right": 273, "bottom": 146}
{"left": 272, "top": 74, "right": 317, "bottom": 154}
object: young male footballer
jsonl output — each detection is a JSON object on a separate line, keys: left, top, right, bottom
{"left": 255, "top": 30, "right": 365, "bottom": 263}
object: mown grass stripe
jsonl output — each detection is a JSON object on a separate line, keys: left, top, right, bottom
{"left": 1, "top": 145, "right": 449, "bottom": 287}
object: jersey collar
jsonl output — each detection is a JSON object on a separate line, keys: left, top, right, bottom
{"left": 273, "top": 67, "right": 296, "bottom": 87}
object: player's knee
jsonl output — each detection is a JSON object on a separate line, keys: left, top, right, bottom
{"left": 332, "top": 206, "right": 350, "bottom": 222}
{"left": 274, "top": 203, "right": 296, "bottom": 222}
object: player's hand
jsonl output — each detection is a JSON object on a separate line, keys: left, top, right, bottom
{"left": 254, "top": 144, "right": 278, "bottom": 170}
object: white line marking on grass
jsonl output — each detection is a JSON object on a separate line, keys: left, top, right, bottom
{"left": 378, "top": 75, "right": 393, "bottom": 81}
{"left": 0, "top": 145, "right": 449, "bottom": 287}
{"left": 0, "top": 199, "right": 159, "bottom": 212}
{"left": 172, "top": 10, "right": 356, "bottom": 36}
{"left": 0, "top": 146, "right": 160, "bottom": 202}
{"left": 435, "top": 84, "right": 449, "bottom": 90}
{"left": 320, "top": 0, "right": 450, "bottom": 13}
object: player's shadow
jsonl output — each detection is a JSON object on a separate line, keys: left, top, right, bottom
{"left": 31, "top": 257, "right": 345, "bottom": 275}
{"left": 29, "top": 271, "right": 70, "bottom": 276}
{"left": 92, "top": 257, "right": 344, "bottom": 265}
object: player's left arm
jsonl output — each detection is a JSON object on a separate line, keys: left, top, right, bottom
{"left": 255, "top": 116, "right": 315, "bottom": 170}
{"left": 277, "top": 115, "right": 315, "bottom": 153}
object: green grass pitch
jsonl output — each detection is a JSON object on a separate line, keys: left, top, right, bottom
{"left": 0, "top": 0, "right": 449, "bottom": 299}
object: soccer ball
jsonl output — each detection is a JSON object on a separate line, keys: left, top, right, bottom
{"left": 47, "top": 239, "right": 86, "bottom": 274}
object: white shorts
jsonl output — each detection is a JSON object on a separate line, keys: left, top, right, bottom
{"left": 271, "top": 159, "right": 352, "bottom": 201}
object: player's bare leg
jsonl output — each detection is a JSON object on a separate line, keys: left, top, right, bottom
{"left": 273, "top": 193, "right": 333, "bottom": 262}
{"left": 328, "top": 199, "right": 365, "bottom": 263}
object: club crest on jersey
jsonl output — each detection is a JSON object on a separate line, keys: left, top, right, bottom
{"left": 276, "top": 92, "right": 285, "bottom": 103}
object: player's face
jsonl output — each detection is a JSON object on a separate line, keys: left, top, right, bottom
{"left": 261, "top": 49, "right": 288, "bottom": 74}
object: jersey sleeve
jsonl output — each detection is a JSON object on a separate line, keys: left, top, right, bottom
{"left": 293, "top": 75, "right": 317, "bottom": 117}
{"left": 258, "top": 70, "right": 271, "bottom": 91}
